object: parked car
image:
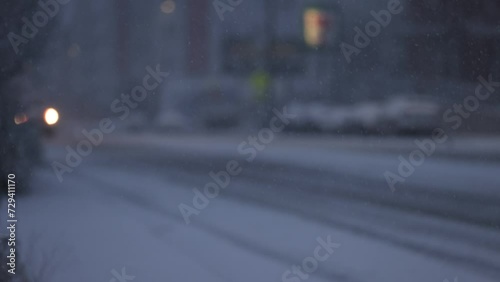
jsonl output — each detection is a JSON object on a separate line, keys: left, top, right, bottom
{"left": 348, "top": 102, "right": 384, "bottom": 134}
{"left": 287, "top": 101, "right": 382, "bottom": 134}
{"left": 314, "top": 105, "right": 356, "bottom": 133}
{"left": 286, "top": 101, "right": 324, "bottom": 132}
{"left": 159, "top": 79, "right": 249, "bottom": 131}
{"left": 381, "top": 95, "right": 441, "bottom": 134}
{"left": 197, "top": 89, "right": 244, "bottom": 128}
{"left": 155, "top": 110, "right": 193, "bottom": 132}
{"left": 124, "top": 112, "right": 148, "bottom": 132}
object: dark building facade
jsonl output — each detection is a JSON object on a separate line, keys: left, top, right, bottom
{"left": 403, "top": 0, "right": 500, "bottom": 100}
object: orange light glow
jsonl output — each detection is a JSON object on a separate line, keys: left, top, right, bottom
{"left": 14, "top": 113, "right": 29, "bottom": 125}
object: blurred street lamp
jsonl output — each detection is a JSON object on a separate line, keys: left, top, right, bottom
{"left": 44, "top": 107, "right": 59, "bottom": 126}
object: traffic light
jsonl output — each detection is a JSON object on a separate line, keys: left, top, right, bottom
{"left": 303, "top": 5, "right": 339, "bottom": 49}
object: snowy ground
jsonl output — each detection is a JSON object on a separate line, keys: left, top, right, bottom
{"left": 11, "top": 132, "right": 500, "bottom": 282}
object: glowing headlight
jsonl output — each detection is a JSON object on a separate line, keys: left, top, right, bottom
{"left": 44, "top": 108, "right": 59, "bottom": 126}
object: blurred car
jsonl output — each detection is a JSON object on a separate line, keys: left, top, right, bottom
{"left": 159, "top": 79, "right": 249, "bottom": 131}
{"left": 381, "top": 95, "right": 441, "bottom": 134}
{"left": 155, "top": 110, "right": 193, "bottom": 132}
{"left": 0, "top": 99, "right": 57, "bottom": 192}
{"left": 20, "top": 100, "right": 61, "bottom": 137}
{"left": 349, "top": 102, "right": 385, "bottom": 134}
{"left": 313, "top": 104, "right": 355, "bottom": 133}
{"left": 198, "top": 87, "right": 244, "bottom": 128}
{"left": 287, "top": 101, "right": 382, "bottom": 134}
{"left": 124, "top": 112, "right": 148, "bottom": 132}
{"left": 286, "top": 101, "right": 323, "bottom": 132}
{"left": 303, "top": 102, "right": 330, "bottom": 132}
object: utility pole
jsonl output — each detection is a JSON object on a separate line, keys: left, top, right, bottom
{"left": 264, "top": 1, "right": 276, "bottom": 73}
{"left": 260, "top": 0, "right": 276, "bottom": 124}
{"left": 115, "top": 0, "right": 130, "bottom": 91}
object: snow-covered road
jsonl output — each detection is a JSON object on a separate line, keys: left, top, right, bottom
{"left": 15, "top": 133, "right": 500, "bottom": 282}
